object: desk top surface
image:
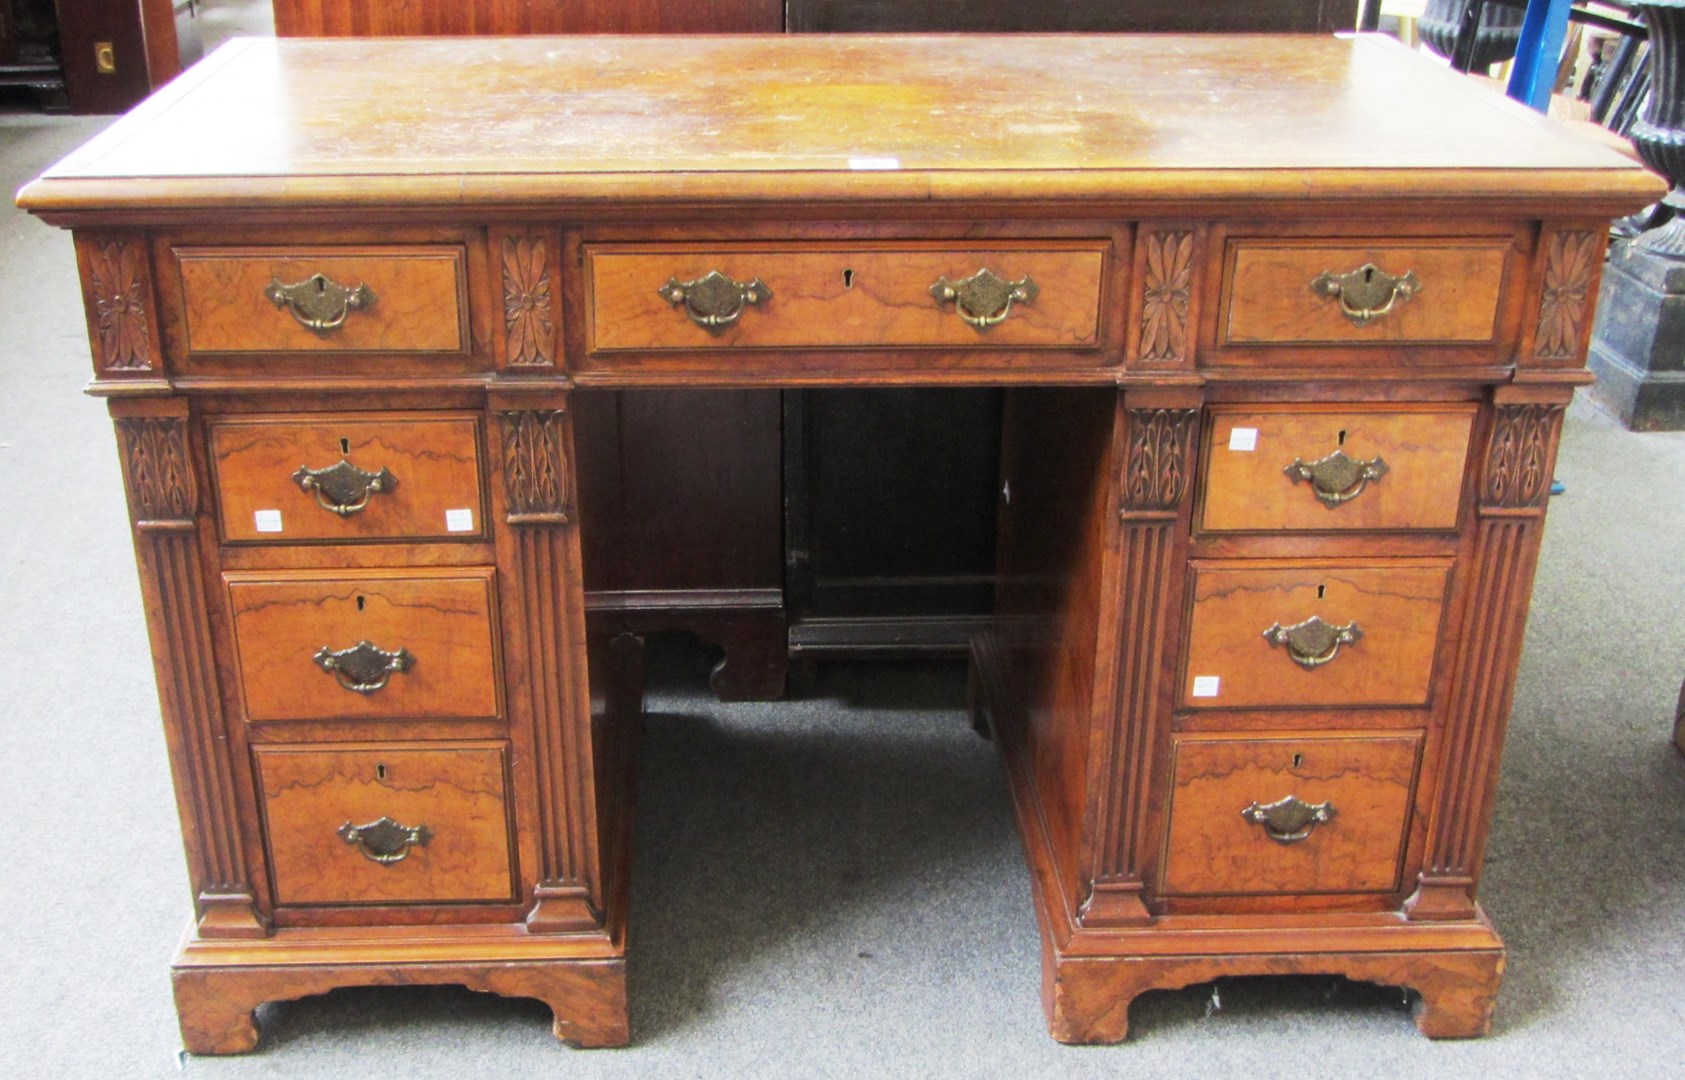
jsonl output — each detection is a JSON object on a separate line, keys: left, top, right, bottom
{"left": 19, "top": 33, "right": 1660, "bottom": 214}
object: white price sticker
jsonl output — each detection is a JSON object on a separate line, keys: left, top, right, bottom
{"left": 1191, "top": 675, "right": 1221, "bottom": 698}
{"left": 445, "top": 508, "right": 475, "bottom": 533}
{"left": 253, "top": 509, "right": 283, "bottom": 533}
{"left": 1228, "top": 427, "right": 1258, "bottom": 452}
{"left": 848, "top": 156, "right": 901, "bottom": 171}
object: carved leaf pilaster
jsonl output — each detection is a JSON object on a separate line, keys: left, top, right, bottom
{"left": 112, "top": 410, "right": 262, "bottom": 936}
{"left": 86, "top": 238, "right": 157, "bottom": 372}
{"left": 1482, "top": 403, "right": 1564, "bottom": 510}
{"left": 1533, "top": 230, "right": 1600, "bottom": 363}
{"left": 1411, "top": 398, "right": 1566, "bottom": 922}
{"left": 116, "top": 416, "right": 196, "bottom": 526}
{"left": 499, "top": 409, "right": 571, "bottom": 523}
{"left": 1122, "top": 408, "right": 1198, "bottom": 513}
{"left": 501, "top": 234, "right": 556, "bottom": 367}
{"left": 493, "top": 402, "right": 600, "bottom": 930}
{"left": 1085, "top": 403, "right": 1201, "bottom": 928}
{"left": 1137, "top": 231, "right": 1195, "bottom": 364}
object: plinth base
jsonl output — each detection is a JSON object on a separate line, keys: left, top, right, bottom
{"left": 972, "top": 637, "right": 1507, "bottom": 1044}
{"left": 1587, "top": 236, "right": 1685, "bottom": 431}
{"left": 171, "top": 925, "right": 629, "bottom": 1054}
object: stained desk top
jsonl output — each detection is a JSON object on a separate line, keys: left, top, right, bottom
{"left": 17, "top": 33, "right": 1661, "bottom": 214}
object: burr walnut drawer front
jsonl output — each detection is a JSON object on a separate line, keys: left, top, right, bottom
{"left": 254, "top": 743, "right": 515, "bottom": 906}
{"left": 174, "top": 245, "right": 469, "bottom": 355}
{"left": 1161, "top": 733, "right": 1421, "bottom": 897}
{"left": 1182, "top": 560, "right": 1451, "bottom": 710}
{"left": 584, "top": 242, "right": 1106, "bottom": 352}
{"left": 209, "top": 413, "right": 485, "bottom": 543}
{"left": 1216, "top": 237, "right": 1512, "bottom": 351}
{"left": 226, "top": 568, "right": 500, "bottom": 723}
{"left": 1200, "top": 404, "right": 1477, "bottom": 533}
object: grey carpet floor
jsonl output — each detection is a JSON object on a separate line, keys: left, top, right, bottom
{"left": 3, "top": 7, "right": 1685, "bottom": 1077}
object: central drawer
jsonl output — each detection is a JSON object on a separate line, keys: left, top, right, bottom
{"left": 254, "top": 743, "right": 515, "bottom": 906}
{"left": 585, "top": 241, "right": 1106, "bottom": 352}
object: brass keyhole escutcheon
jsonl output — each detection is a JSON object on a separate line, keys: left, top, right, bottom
{"left": 338, "top": 817, "right": 431, "bottom": 865}
{"left": 1262, "top": 615, "right": 1362, "bottom": 670}
{"left": 659, "top": 270, "right": 771, "bottom": 332}
{"left": 314, "top": 640, "right": 415, "bottom": 694}
{"left": 1285, "top": 449, "right": 1388, "bottom": 508}
{"left": 1310, "top": 263, "right": 1420, "bottom": 326}
{"left": 292, "top": 459, "right": 397, "bottom": 517}
{"left": 930, "top": 268, "right": 1039, "bottom": 331}
{"left": 265, "top": 273, "right": 377, "bottom": 335}
{"left": 1241, "top": 794, "right": 1335, "bottom": 844}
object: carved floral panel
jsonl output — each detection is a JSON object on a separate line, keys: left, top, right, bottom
{"left": 1534, "top": 230, "right": 1600, "bottom": 362}
{"left": 501, "top": 234, "right": 555, "bottom": 367}
{"left": 86, "top": 238, "right": 155, "bottom": 371}
{"left": 1138, "top": 231, "right": 1194, "bottom": 363}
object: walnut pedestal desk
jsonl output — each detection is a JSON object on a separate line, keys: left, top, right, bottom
{"left": 16, "top": 34, "right": 1660, "bottom": 1052}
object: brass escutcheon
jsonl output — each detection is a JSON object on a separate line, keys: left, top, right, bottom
{"left": 314, "top": 639, "right": 415, "bottom": 695}
{"left": 1284, "top": 449, "right": 1389, "bottom": 507}
{"left": 1310, "top": 263, "right": 1420, "bottom": 326}
{"left": 1241, "top": 794, "right": 1335, "bottom": 844}
{"left": 929, "top": 268, "right": 1039, "bottom": 330}
{"left": 292, "top": 458, "right": 397, "bottom": 517}
{"left": 338, "top": 816, "right": 432, "bottom": 865}
{"left": 265, "top": 273, "right": 377, "bottom": 335}
{"left": 659, "top": 270, "right": 771, "bottom": 332}
{"left": 1262, "top": 615, "right": 1362, "bottom": 670}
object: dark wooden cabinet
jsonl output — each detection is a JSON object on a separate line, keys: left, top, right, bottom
{"left": 7, "top": 0, "right": 189, "bottom": 113}
{"left": 1, "top": 0, "right": 66, "bottom": 107}
{"left": 574, "top": 390, "right": 787, "bottom": 700}
{"left": 785, "top": 388, "right": 1001, "bottom": 655}
{"left": 787, "top": 0, "right": 1357, "bottom": 33}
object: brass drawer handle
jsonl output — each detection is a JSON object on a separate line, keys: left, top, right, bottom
{"left": 292, "top": 458, "right": 397, "bottom": 517}
{"left": 1284, "top": 449, "right": 1388, "bottom": 507}
{"left": 313, "top": 639, "right": 415, "bottom": 694}
{"left": 338, "top": 816, "right": 432, "bottom": 865}
{"left": 265, "top": 273, "right": 377, "bottom": 335}
{"left": 1242, "top": 794, "right": 1335, "bottom": 844}
{"left": 659, "top": 270, "right": 771, "bottom": 331}
{"left": 1310, "top": 263, "right": 1420, "bottom": 326}
{"left": 1262, "top": 615, "right": 1362, "bottom": 670}
{"left": 930, "top": 268, "right": 1039, "bottom": 330}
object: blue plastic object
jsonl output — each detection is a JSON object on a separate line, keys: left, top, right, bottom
{"left": 1506, "top": 0, "right": 1576, "bottom": 111}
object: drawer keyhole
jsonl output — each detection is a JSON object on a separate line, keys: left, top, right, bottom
{"left": 1337, "top": 429, "right": 1347, "bottom": 447}
{"left": 843, "top": 268, "right": 854, "bottom": 289}
{"left": 376, "top": 763, "right": 387, "bottom": 781}
{"left": 1291, "top": 753, "right": 1304, "bottom": 769}
{"left": 1316, "top": 584, "right": 1326, "bottom": 600}
{"left": 356, "top": 595, "right": 366, "bottom": 611}
{"left": 340, "top": 437, "right": 350, "bottom": 455}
